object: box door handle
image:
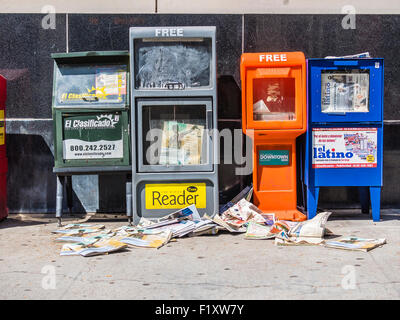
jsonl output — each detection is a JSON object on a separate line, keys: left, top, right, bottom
{"left": 256, "top": 67, "right": 290, "bottom": 77}
{"left": 207, "top": 110, "right": 213, "bottom": 137}
{"left": 333, "top": 60, "right": 359, "bottom": 66}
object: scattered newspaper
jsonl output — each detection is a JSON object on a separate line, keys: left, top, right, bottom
{"left": 183, "top": 219, "right": 219, "bottom": 237}
{"left": 323, "top": 237, "right": 386, "bottom": 252}
{"left": 134, "top": 205, "right": 213, "bottom": 238}
{"left": 205, "top": 213, "right": 244, "bottom": 233}
{"left": 274, "top": 212, "right": 332, "bottom": 246}
{"left": 151, "top": 220, "right": 196, "bottom": 237}
{"left": 261, "top": 213, "right": 275, "bottom": 226}
{"left": 52, "top": 223, "right": 106, "bottom": 238}
{"left": 269, "top": 220, "right": 292, "bottom": 235}
{"left": 56, "top": 223, "right": 105, "bottom": 230}
{"left": 244, "top": 221, "right": 275, "bottom": 240}
{"left": 210, "top": 198, "right": 275, "bottom": 233}
{"left": 143, "top": 218, "right": 181, "bottom": 230}
{"left": 141, "top": 219, "right": 216, "bottom": 238}
{"left": 137, "top": 217, "right": 156, "bottom": 229}
{"left": 157, "top": 204, "right": 201, "bottom": 223}
{"left": 121, "top": 230, "right": 172, "bottom": 249}
{"left": 52, "top": 199, "right": 386, "bottom": 257}
{"left": 221, "top": 199, "right": 267, "bottom": 230}
{"left": 189, "top": 223, "right": 220, "bottom": 237}
{"left": 140, "top": 205, "right": 201, "bottom": 232}
{"left": 219, "top": 185, "right": 253, "bottom": 214}
{"left": 289, "top": 212, "right": 332, "bottom": 238}
{"left": 113, "top": 225, "right": 139, "bottom": 236}
{"left": 60, "top": 238, "right": 127, "bottom": 257}
{"left": 55, "top": 232, "right": 112, "bottom": 245}
{"left": 275, "top": 235, "right": 325, "bottom": 246}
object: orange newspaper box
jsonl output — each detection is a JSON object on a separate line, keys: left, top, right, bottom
{"left": 241, "top": 52, "right": 307, "bottom": 221}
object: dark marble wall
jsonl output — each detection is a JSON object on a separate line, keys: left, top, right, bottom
{"left": 0, "top": 14, "right": 66, "bottom": 119}
{"left": 1, "top": 13, "right": 400, "bottom": 214}
{"left": 244, "top": 14, "right": 400, "bottom": 120}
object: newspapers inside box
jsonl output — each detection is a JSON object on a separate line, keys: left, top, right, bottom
{"left": 321, "top": 70, "right": 369, "bottom": 113}
{"left": 143, "top": 105, "right": 207, "bottom": 166}
{"left": 252, "top": 78, "right": 296, "bottom": 121}
{"left": 55, "top": 64, "right": 128, "bottom": 106}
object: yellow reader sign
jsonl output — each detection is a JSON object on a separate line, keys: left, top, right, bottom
{"left": 145, "top": 183, "right": 206, "bottom": 210}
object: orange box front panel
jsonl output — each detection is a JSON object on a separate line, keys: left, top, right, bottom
{"left": 253, "top": 140, "right": 297, "bottom": 211}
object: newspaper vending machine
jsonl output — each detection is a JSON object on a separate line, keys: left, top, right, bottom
{"left": 241, "top": 52, "right": 307, "bottom": 221}
{"left": 129, "top": 26, "right": 219, "bottom": 223}
{"left": 305, "top": 58, "right": 384, "bottom": 221}
{"left": 51, "top": 51, "right": 131, "bottom": 225}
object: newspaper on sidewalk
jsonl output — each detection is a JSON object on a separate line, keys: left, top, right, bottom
{"left": 52, "top": 223, "right": 106, "bottom": 236}
{"left": 289, "top": 212, "right": 332, "bottom": 238}
{"left": 245, "top": 219, "right": 297, "bottom": 240}
{"left": 275, "top": 235, "right": 325, "bottom": 246}
{"left": 209, "top": 198, "right": 276, "bottom": 233}
{"left": 148, "top": 204, "right": 201, "bottom": 228}
{"left": 274, "top": 212, "right": 332, "bottom": 246}
{"left": 60, "top": 237, "right": 128, "bottom": 257}
{"left": 219, "top": 185, "right": 253, "bottom": 214}
{"left": 189, "top": 224, "right": 220, "bottom": 237}
{"left": 55, "top": 231, "right": 113, "bottom": 245}
{"left": 244, "top": 221, "right": 275, "bottom": 240}
{"left": 52, "top": 228, "right": 106, "bottom": 236}
{"left": 53, "top": 210, "right": 214, "bottom": 256}
{"left": 135, "top": 205, "right": 203, "bottom": 238}
{"left": 204, "top": 213, "right": 243, "bottom": 233}
{"left": 323, "top": 237, "right": 386, "bottom": 252}
{"left": 189, "top": 220, "right": 219, "bottom": 236}
{"left": 121, "top": 230, "right": 173, "bottom": 249}
{"left": 55, "top": 223, "right": 105, "bottom": 230}
{"left": 221, "top": 199, "right": 269, "bottom": 232}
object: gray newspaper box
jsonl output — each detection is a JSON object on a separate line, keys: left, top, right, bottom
{"left": 129, "top": 26, "right": 219, "bottom": 223}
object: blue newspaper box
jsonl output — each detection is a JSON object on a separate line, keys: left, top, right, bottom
{"left": 305, "top": 58, "right": 384, "bottom": 221}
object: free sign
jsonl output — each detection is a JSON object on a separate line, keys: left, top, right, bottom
{"left": 155, "top": 28, "right": 184, "bottom": 37}
{"left": 259, "top": 53, "right": 287, "bottom": 62}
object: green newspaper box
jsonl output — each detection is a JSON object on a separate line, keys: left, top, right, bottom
{"left": 51, "top": 51, "right": 131, "bottom": 225}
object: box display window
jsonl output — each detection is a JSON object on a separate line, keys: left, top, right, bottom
{"left": 141, "top": 105, "right": 208, "bottom": 166}
{"left": 253, "top": 78, "right": 296, "bottom": 121}
{"left": 321, "top": 69, "right": 370, "bottom": 113}
{"left": 134, "top": 38, "right": 212, "bottom": 89}
{"left": 55, "top": 64, "right": 127, "bottom": 106}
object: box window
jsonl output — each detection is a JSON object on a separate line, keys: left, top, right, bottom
{"left": 253, "top": 78, "right": 296, "bottom": 121}
{"left": 321, "top": 69, "right": 370, "bottom": 113}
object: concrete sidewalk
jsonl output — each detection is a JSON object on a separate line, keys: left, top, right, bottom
{"left": 0, "top": 210, "right": 399, "bottom": 300}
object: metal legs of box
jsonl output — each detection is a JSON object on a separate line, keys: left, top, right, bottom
{"left": 306, "top": 186, "right": 381, "bottom": 222}
{"left": 56, "top": 173, "right": 133, "bottom": 227}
